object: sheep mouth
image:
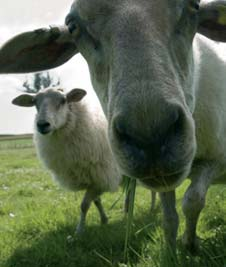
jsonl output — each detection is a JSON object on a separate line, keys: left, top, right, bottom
{"left": 37, "top": 127, "right": 52, "bottom": 135}
{"left": 118, "top": 157, "right": 191, "bottom": 191}
{"left": 138, "top": 168, "right": 189, "bottom": 192}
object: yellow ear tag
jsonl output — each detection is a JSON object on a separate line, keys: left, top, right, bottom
{"left": 218, "top": 5, "right": 226, "bottom": 25}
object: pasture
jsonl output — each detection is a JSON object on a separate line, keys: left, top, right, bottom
{"left": 0, "top": 136, "right": 226, "bottom": 267}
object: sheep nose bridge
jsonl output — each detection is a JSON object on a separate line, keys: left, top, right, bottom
{"left": 37, "top": 101, "right": 52, "bottom": 120}
{"left": 37, "top": 109, "right": 48, "bottom": 122}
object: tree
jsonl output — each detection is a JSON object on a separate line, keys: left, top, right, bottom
{"left": 22, "top": 71, "right": 60, "bottom": 93}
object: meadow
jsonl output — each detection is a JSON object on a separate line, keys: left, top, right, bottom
{"left": 0, "top": 136, "right": 226, "bottom": 267}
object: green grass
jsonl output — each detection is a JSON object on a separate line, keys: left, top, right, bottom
{"left": 0, "top": 138, "right": 226, "bottom": 267}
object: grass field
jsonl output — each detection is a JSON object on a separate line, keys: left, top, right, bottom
{"left": 0, "top": 137, "right": 226, "bottom": 267}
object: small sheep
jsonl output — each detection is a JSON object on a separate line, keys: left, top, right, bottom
{"left": 12, "top": 87, "right": 121, "bottom": 233}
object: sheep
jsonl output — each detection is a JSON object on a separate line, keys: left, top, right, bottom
{"left": 2, "top": 0, "right": 226, "bottom": 253}
{"left": 12, "top": 87, "right": 121, "bottom": 233}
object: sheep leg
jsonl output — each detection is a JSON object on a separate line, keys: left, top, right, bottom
{"left": 182, "top": 164, "right": 215, "bottom": 253}
{"left": 94, "top": 196, "right": 108, "bottom": 225}
{"left": 160, "top": 190, "right": 178, "bottom": 250}
{"left": 76, "top": 190, "right": 96, "bottom": 233}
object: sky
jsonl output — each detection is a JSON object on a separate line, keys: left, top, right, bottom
{"left": 0, "top": 0, "right": 94, "bottom": 134}
{"left": 2, "top": 1, "right": 226, "bottom": 135}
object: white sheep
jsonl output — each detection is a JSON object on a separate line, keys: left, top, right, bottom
{"left": 12, "top": 87, "right": 121, "bottom": 233}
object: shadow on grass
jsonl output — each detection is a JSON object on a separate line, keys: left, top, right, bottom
{"left": 4, "top": 208, "right": 162, "bottom": 267}
{"left": 176, "top": 225, "right": 226, "bottom": 267}
{"left": 4, "top": 206, "right": 226, "bottom": 267}
{"left": 176, "top": 234, "right": 226, "bottom": 267}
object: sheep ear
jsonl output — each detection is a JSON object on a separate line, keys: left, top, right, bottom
{"left": 12, "top": 94, "right": 35, "bottom": 107}
{"left": 66, "top": 88, "right": 87, "bottom": 103}
{"left": 0, "top": 26, "right": 78, "bottom": 74}
{"left": 198, "top": 0, "right": 226, "bottom": 42}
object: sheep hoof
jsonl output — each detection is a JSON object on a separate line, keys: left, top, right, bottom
{"left": 182, "top": 233, "right": 200, "bottom": 255}
{"left": 101, "top": 216, "right": 108, "bottom": 225}
{"left": 76, "top": 223, "right": 85, "bottom": 234}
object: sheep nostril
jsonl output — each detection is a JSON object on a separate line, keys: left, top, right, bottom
{"left": 37, "top": 121, "right": 51, "bottom": 134}
{"left": 114, "top": 119, "right": 131, "bottom": 145}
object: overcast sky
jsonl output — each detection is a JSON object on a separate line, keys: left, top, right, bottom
{"left": 0, "top": 0, "right": 94, "bottom": 134}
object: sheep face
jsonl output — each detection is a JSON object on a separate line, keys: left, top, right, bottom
{"left": 12, "top": 88, "right": 87, "bottom": 135}
{"left": 35, "top": 89, "right": 69, "bottom": 135}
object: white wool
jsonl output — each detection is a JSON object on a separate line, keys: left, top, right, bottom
{"left": 34, "top": 94, "right": 121, "bottom": 193}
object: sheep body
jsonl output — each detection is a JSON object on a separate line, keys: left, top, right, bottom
{"left": 34, "top": 99, "right": 120, "bottom": 193}
{"left": 13, "top": 87, "right": 121, "bottom": 232}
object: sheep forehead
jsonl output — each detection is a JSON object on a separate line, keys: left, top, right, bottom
{"left": 75, "top": 0, "right": 113, "bottom": 14}
{"left": 36, "top": 88, "right": 65, "bottom": 109}
{"left": 38, "top": 87, "right": 65, "bottom": 94}
{"left": 73, "top": 0, "right": 184, "bottom": 47}
{"left": 75, "top": 0, "right": 180, "bottom": 15}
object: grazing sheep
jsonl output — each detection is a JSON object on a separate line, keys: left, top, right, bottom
{"left": 12, "top": 87, "right": 121, "bottom": 233}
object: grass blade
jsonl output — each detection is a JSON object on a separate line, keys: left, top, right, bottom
{"left": 123, "top": 176, "right": 137, "bottom": 263}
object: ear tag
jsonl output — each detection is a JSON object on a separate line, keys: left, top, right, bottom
{"left": 218, "top": 6, "right": 226, "bottom": 25}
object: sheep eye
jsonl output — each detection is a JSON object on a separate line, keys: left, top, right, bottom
{"left": 33, "top": 99, "right": 40, "bottom": 110}
{"left": 65, "top": 14, "right": 81, "bottom": 38}
{"left": 60, "top": 98, "right": 66, "bottom": 105}
{"left": 35, "top": 104, "right": 40, "bottom": 112}
{"left": 70, "top": 23, "right": 81, "bottom": 38}
{"left": 189, "top": 1, "right": 199, "bottom": 12}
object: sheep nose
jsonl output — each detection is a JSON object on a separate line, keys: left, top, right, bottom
{"left": 113, "top": 119, "right": 149, "bottom": 173}
{"left": 114, "top": 107, "right": 183, "bottom": 150}
{"left": 113, "top": 106, "right": 185, "bottom": 175}
{"left": 37, "top": 120, "right": 51, "bottom": 135}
